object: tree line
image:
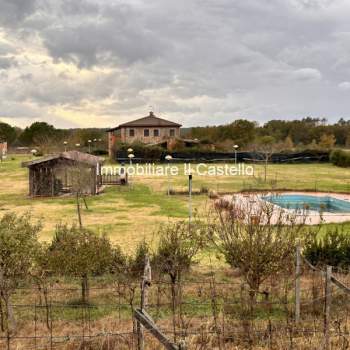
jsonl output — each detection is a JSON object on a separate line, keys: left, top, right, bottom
{"left": 0, "top": 121, "right": 107, "bottom": 154}
{"left": 189, "top": 117, "right": 350, "bottom": 149}
{"left": 1, "top": 117, "right": 349, "bottom": 153}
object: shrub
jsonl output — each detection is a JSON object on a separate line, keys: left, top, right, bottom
{"left": 200, "top": 186, "right": 209, "bottom": 194}
{"left": 208, "top": 197, "right": 310, "bottom": 302}
{"left": 91, "top": 149, "right": 108, "bottom": 156}
{"left": 46, "top": 225, "right": 116, "bottom": 304}
{"left": 153, "top": 221, "right": 204, "bottom": 338}
{"left": 0, "top": 213, "right": 41, "bottom": 332}
{"left": 153, "top": 221, "right": 204, "bottom": 282}
{"left": 114, "top": 239, "right": 150, "bottom": 279}
{"left": 116, "top": 142, "right": 165, "bottom": 161}
{"left": 304, "top": 227, "right": 350, "bottom": 268}
{"left": 129, "top": 240, "right": 150, "bottom": 278}
{"left": 330, "top": 149, "right": 350, "bottom": 167}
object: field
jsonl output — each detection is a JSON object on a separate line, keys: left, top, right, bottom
{"left": 1, "top": 155, "right": 350, "bottom": 249}
{"left": 2, "top": 155, "right": 350, "bottom": 349}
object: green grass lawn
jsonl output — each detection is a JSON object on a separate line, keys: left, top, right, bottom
{"left": 1, "top": 155, "right": 350, "bottom": 249}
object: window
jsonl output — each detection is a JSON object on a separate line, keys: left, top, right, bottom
{"left": 153, "top": 129, "right": 159, "bottom": 137}
{"left": 169, "top": 129, "right": 175, "bottom": 137}
{"left": 144, "top": 129, "right": 150, "bottom": 137}
{"left": 129, "top": 129, "right": 135, "bottom": 137}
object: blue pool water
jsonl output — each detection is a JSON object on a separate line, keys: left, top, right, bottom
{"left": 263, "top": 194, "right": 350, "bottom": 213}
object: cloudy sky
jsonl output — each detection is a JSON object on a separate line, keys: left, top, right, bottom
{"left": 0, "top": 0, "right": 350, "bottom": 129}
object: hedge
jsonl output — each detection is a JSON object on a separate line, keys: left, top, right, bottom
{"left": 330, "top": 149, "right": 350, "bottom": 167}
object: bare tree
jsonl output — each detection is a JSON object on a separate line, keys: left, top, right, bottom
{"left": 153, "top": 221, "right": 205, "bottom": 340}
{"left": 112, "top": 240, "right": 149, "bottom": 335}
{"left": 207, "top": 196, "right": 310, "bottom": 305}
{"left": 259, "top": 136, "right": 276, "bottom": 182}
{"left": 34, "top": 134, "right": 61, "bottom": 154}
{"left": 70, "top": 163, "right": 94, "bottom": 228}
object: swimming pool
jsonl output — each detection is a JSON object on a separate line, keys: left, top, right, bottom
{"left": 263, "top": 194, "right": 350, "bottom": 213}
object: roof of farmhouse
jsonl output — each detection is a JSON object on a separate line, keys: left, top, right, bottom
{"left": 107, "top": 112, "right": 182, "bottom": 131}
{"left": 22, "top": 151, "right": 104, "bottom": 168}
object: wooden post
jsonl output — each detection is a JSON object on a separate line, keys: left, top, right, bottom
{"left": 137, "top": 256, "right": 151, "bottom": 350}
{"left": 295, "top": 245, "right": 301, "bottom": 323}
{"left": 29, "top": 167, "right": 34, "bottom": 196}
{"left": 134, "top": 257, "right": 186, "bottom": 350}
{"left": 51, "top": 169, "right": 54, "bottom": 196}
{"left": 134, "top": 310, "right": 179, "bottom": 350}
{"left": 188, "top": 174, "right": 192, "bottom": 224}
{"left": 91, "top": 166, "right": 96, "bottom": 195}
{"left": 324, "top": 265, "right": 332, "bottom": 350}
{"left": 76, "top": 192, "right": 82, "bottom": 229}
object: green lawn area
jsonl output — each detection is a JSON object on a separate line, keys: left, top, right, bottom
{"left": 1, "top": 155, "right": 350, "bottom": 249}
{"left": 137, "top": 162, "right": 350, "bottom": 193}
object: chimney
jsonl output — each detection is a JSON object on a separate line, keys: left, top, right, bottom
{"left": 149, "top": 111, "right": 154, "bottom": 116}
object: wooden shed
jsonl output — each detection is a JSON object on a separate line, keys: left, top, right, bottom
{"left": 22, "top": 151, "right": 104, "bottom": 197}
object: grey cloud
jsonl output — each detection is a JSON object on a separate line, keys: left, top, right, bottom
{"left": 0, "top": 56, "right": 17, "bottom": 70}
{"left": 41, "top": 3, "right": 170, "bottom": 68}
{"left": 1, "top": 0, "right": 350, "bottom": 127}
{"left": 59, "top": 0, "right": 99, "bottom": 16}
{"left": 0, "top": 0, "right": 37, "bottom": 26}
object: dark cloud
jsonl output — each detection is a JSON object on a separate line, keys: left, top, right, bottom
{"left": 41, "top": 2, "right": 170, "bottom": 68}
{"left": 0, "top": 0, "right": 350, "bottom": 127}
{"left": 0, "top": 0, "right": 38, "bottom": 26}
{"left": 43, "top": 21, "right": 169, "bottom": 68}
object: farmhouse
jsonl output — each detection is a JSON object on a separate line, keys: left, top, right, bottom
{"left": 107, "top": 111, "right": 182, "bottom": 157}
{"left": 22, "top": 151, "right": 104, "bottom": 197}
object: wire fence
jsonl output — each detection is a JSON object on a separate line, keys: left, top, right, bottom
{"left": 3, "top": 256, "right": 350, "bottom": 350}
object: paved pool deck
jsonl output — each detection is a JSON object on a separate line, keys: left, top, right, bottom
{"left": 222, "top": 191, "right": 350, "bottom": 225}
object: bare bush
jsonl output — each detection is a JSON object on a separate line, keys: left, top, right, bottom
{"left": 207, "top": 196, "right": 310, "bottom": 303}
{"left": 153, "top": 220, "right": 205, "bottom": 340}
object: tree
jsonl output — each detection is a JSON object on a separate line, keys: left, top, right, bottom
{"left": 154, "top": 221, "right": 204, "bottom": 284}
{"left": 189, "top": 119, "right": 257, "bottom": 147}
{"left": 308, "top": 139, "right": 319, "bottom": 150}
{"left": 346, "top": 135, "right": 350, "bottom": 149}
{"left": 46, "top": 225, "right": 115, "bottom": 304}
{"left": 112, "top": 240, "right": 148, "bottom": 333}
{"left": 153, "top": 221, "right": 204, "bottom": 339}
{"left": 0, "top": 213, "right": 41, "bottom": 333}
{"left": 319, "top": 133, "right": 336, "bottom": 149}
{"left": 0, "top": 122, "right": 17, "bottom": 145}
{"left": 223, "top": 119, "right": 257, "bottom": 148}
{"left": 256, "top": 135, "right": 276, "bottom": 182}
{"left": 261, "top": 120, "right": 290, "bottom": 141}
{"left": 19, "top": 122, "right": 57, "bottom": 146}
{"left": 283, "top": 135, "right": 294, "bottom": 150}
{"left": 207, "top": 197, "right": 310, "bottom": 305}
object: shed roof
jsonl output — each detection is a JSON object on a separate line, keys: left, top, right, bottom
{"left": 107, "top": 112, "right": 182, "bottom": 131}
{"left": 22, "top": 151, "right": 104, "bottom": 168}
